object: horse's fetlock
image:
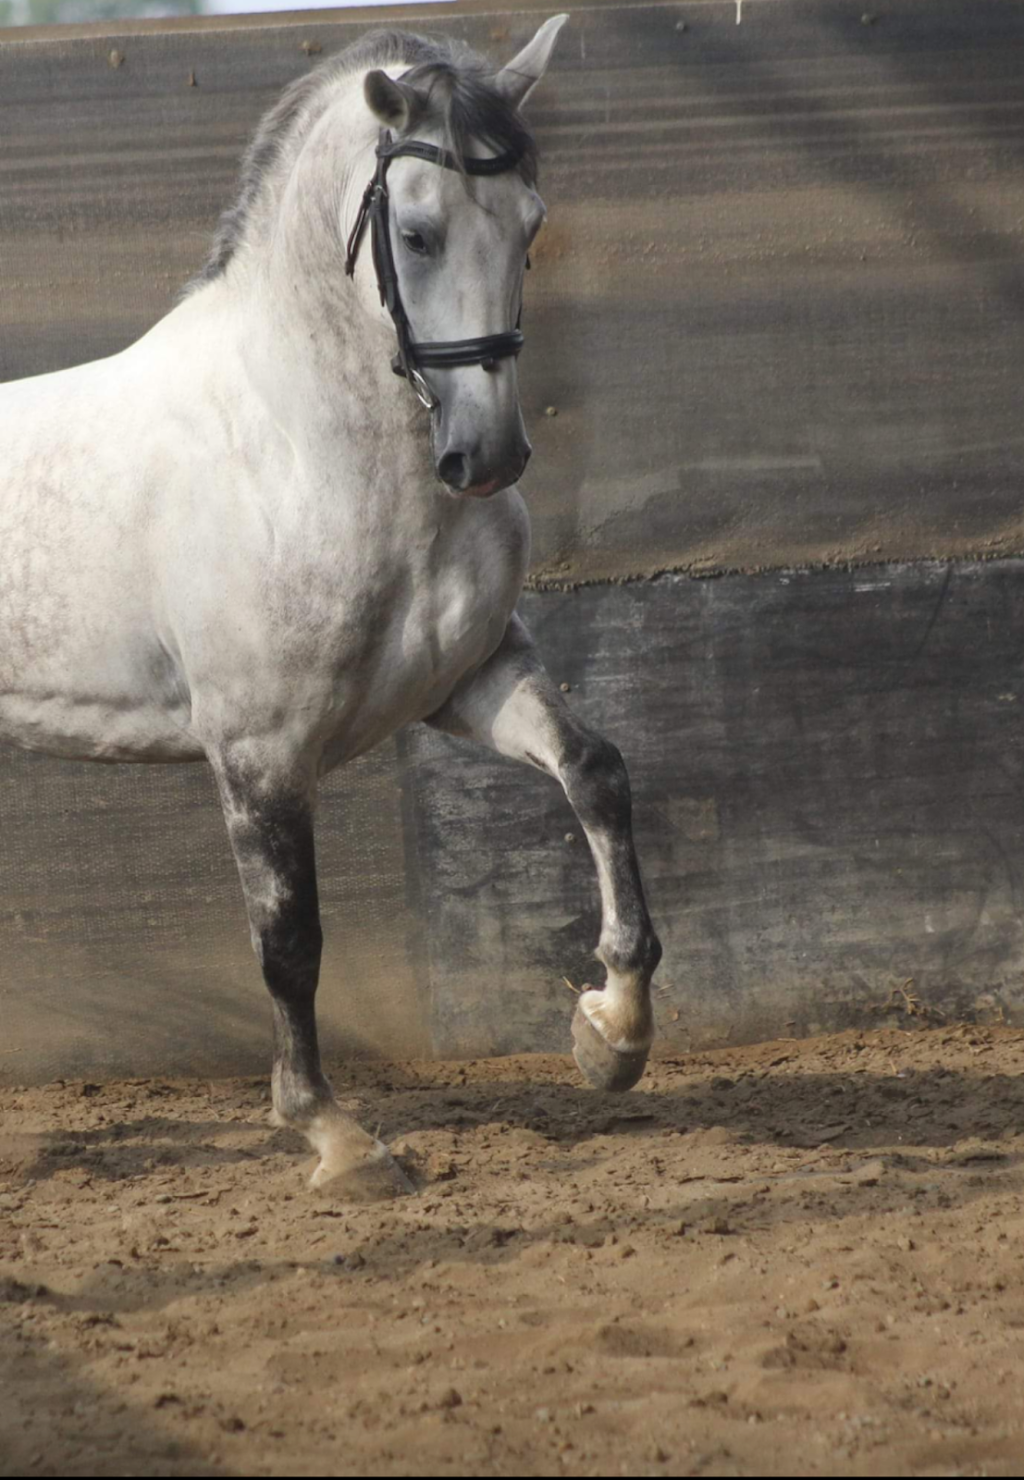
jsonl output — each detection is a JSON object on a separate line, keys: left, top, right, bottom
{"left": 600, "top": 923, "right": 661, "bottom": 981}
{"left": 641, "top": 929, "right": 663, "bottom": 977}
{"left": 272, "top": 1068, "right": 332, "bottom": 1129}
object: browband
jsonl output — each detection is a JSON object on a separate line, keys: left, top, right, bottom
{"left": 377, "top": 138, "right": 524, "bottom": 176}
{"left": 344, "top": 129, "right": 527, "bottom": 410}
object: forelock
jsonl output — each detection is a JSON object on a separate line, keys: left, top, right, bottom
{"left": 399, "top": 58, "right": 538, "bottom": 185}
{"left": 187, "top": 29, "right": 538, "bottom": 292}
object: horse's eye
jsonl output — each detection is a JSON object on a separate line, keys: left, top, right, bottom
{"left": 401, "top": 230, "right": 428, "bottom": 256}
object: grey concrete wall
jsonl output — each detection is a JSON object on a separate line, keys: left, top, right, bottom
{"left": 2, "top": 2, "right": 1023, "bottom": 1081}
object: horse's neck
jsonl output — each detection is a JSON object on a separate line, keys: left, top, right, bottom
{"left": 143, "top": 271, "right": 437, "bottom": 558}
{"left": 222, "top": 101, "right": 414, "bottom": 437}
{"left": 152, "top": 85, "right": 440, "bottom": 517}
{"left": 236, "top": 282, "right": 416, "bottom": 444}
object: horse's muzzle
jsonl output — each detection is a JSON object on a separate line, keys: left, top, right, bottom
{"left": 436, "top": 440, "right": 531, "bottom": 498}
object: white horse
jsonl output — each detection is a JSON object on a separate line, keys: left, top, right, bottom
{"left": 0, "top": 17, "right": 661, "bottom": 1196}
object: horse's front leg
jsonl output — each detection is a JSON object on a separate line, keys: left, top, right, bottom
{"left": 428, "top": 614, "right": 662, "bottom": 1091}
{"left": 209, "top": 749, "right": 410, "bottom": 1196}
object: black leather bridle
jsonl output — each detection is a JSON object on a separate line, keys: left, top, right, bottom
{"left": 344, "top": 128, "right": 526, "bottom": 411}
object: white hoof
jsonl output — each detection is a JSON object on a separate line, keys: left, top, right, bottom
{"left": 572, "top": 1000, "right": 651, "bottom": 1093}
{"left": 308, "top": 1117, "right": 415, "bottom": 1200}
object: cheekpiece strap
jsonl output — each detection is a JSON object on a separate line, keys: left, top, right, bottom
{"left": 345, "top": 128, "right": 528, "bottom": 409}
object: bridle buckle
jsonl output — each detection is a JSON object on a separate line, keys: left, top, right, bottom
{"left": 408, "top": 367, "right": 437, "bottom": 412}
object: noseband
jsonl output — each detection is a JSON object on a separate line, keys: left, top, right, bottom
{"left": 344, "top": 129, "right": 526, "bottom": 411}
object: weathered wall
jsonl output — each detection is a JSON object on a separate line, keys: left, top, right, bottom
{"left": 5, "top": 562, "right": 1024, "bottom": 1082}
{"left": 1, "top": 0, "right": 1022, "bottom": 581}
{"left": 2, "top": 2, "right": 1023, "bottom": 1082}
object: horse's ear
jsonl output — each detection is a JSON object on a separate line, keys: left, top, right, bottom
{"left": 364, "top": 70, "right": 424, "bottom": 132}
{"left": 494, "top": 13, "right": 569, "bottom": 109}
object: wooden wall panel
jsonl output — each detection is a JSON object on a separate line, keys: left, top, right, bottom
{"left": 6, "top": 561, "right": 1024, "bottom": 1083}
{"left": 1, "top": 0, "right": 1022, "bottom": 581}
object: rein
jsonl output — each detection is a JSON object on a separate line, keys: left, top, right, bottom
{"left": 344, "top": 129, "right": 526, "bottom": 411}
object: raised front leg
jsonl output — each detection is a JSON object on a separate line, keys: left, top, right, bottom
{"left": 428, "top": 615, "right": 662, "bottom": 1091}
{"left": 210, "top": 751, "right": 410, "bottom": 1195}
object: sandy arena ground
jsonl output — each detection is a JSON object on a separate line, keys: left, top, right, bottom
{"left": 4, "top": 1024, "right": 1024, "bottom": 1477}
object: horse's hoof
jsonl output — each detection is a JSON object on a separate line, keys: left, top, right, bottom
{"left": 572, "top": 1002, "right": 650, "bottom": 1092}
{"left": 310, "top": 1139, "right": 416, "bottom": 1201}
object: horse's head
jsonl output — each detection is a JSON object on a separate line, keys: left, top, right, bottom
{"left": 357, "top": 17, "right": 567, "bottom": 499}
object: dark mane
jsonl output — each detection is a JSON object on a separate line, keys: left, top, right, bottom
{"left": 190, "top": 29, "right": 538, "bottom": 290}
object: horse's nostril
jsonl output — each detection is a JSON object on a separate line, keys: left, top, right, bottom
{"left": 438, "top": 451, "right": 471, "bottom": 490}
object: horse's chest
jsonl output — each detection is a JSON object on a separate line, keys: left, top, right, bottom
{"left": 404, "top": 572, "right": 501, "bottom": 678}
{"left": 366, "top": 563, "right": 509, "bottom": 711}
{"left": 311, "top": 505, "right": 528, "bottom": 757}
